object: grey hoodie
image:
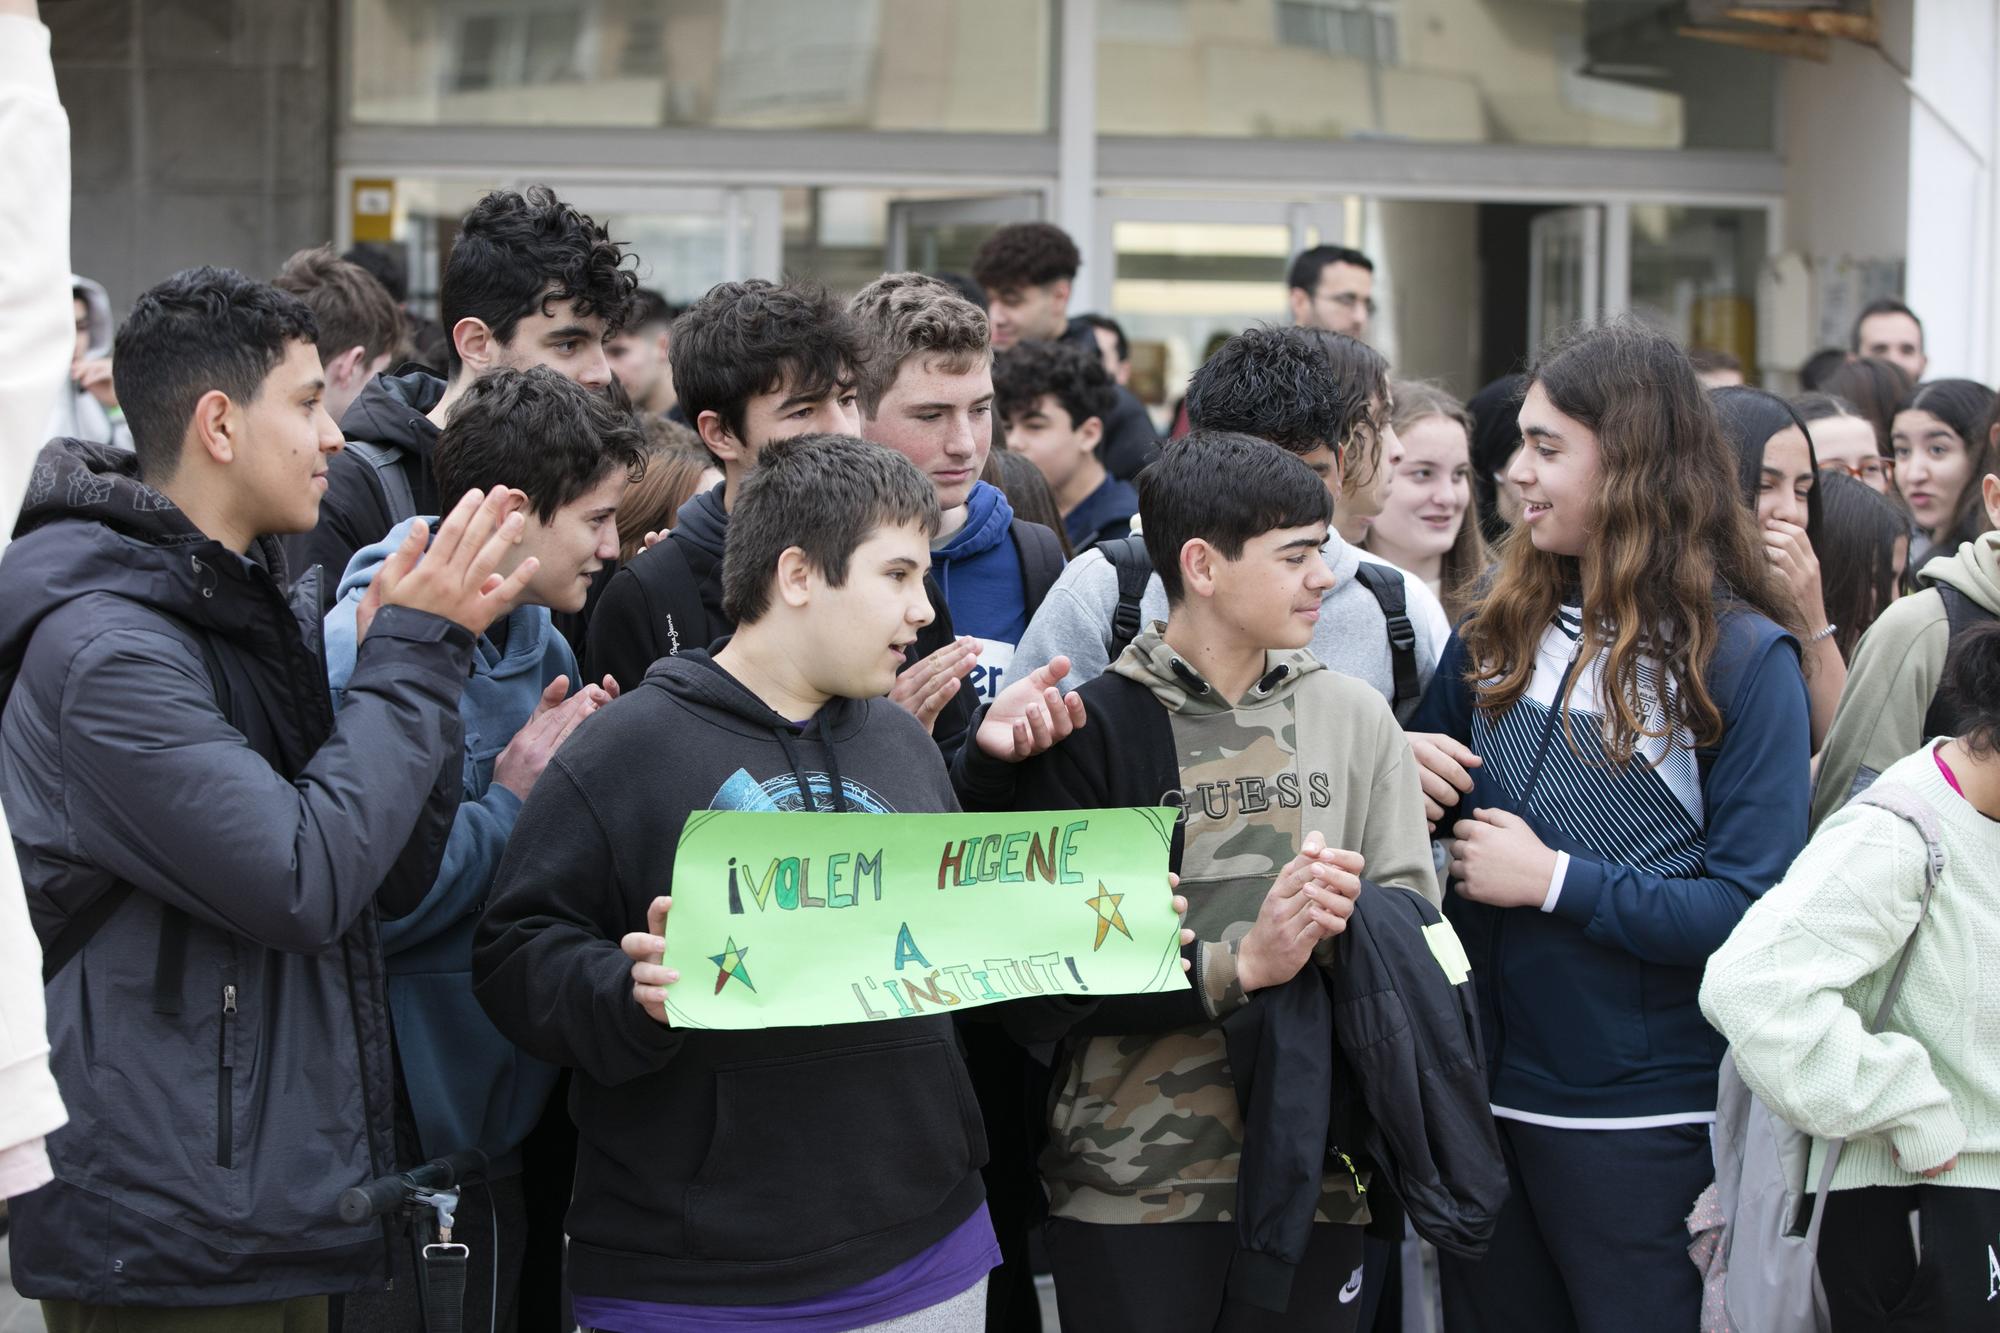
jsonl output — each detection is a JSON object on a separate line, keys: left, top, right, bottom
{"left": 42, "top": 274, "right": 130, "bottom": 451}
{"left": 1811, "top": 530, "right": 2000, "bottom": 829}
{"left": 1009, "top": 533, "right": 1449, "bottom": 719}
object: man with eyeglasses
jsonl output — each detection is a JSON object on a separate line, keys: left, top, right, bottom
{"left": 1289, "top": 244, "right": 1378, "bottom": 340}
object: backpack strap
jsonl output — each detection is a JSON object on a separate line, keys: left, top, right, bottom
{"left": 1351, "top": 561, "right": 1421, "bottom": 715}
{"left": 345, "top": 439, "right": 417, "bottom": 523}
{"left": 1798, "top": 779, "right": 1945, "bottom": 1247}
{"left": 41, "top": 614, "right": 233, "bottom": 1001}
{"left": 1921, "top": 586, "right": 1998, "bottom": 740}
{"left": 1010, "top": 518, "right": 1066, "bottom": 621}
{"left": 1098, "top": 535, "right": 1154, "bottom": 662}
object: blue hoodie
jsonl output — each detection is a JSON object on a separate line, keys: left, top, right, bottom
{"left": 1410, "top": 607, "right": 1809, "bottom": 1127}
{"left": 933, "top": 480, "right": 1033, "bottom": 707}
{"left": 325, "top": 517, "right": 569, "bottom": 1171}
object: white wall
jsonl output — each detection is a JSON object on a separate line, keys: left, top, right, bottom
{"left": 1902, "top": 0, "right": 1999, "bottom": 382}
{"left": 1780, "top": 15, "right": 1910, "bottom": 262}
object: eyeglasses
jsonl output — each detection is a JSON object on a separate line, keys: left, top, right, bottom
{"left": 1322, "top": 292, "right": 1379, "bottom": 316}
{"left": 1818, "top": 458, "right": 1894, "bottom": 485}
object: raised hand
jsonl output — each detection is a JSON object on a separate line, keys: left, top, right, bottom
{"left": 976, "top": 656, "right": 1088, "bottom": 762}
{"left": 888, "top": 637, "right": 980, "bottom": 734}
{"left": 375, "top": 488, "right": 538, "bottom": 637}
{"left": 1236, "top": 832, "right": 1364, "bottom": 992}
{"left": 493, "top": 675, "right": 613, "bottom": 800}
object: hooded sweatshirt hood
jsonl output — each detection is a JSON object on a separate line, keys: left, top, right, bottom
{"left": 1110, "top": 623, "right": 1324, "bottom": 716}
{"left": 0, "top": 439, "right": 303, "bottom": 709}
{"left": 43, "top": 277, "right": 130, "bottom": 451}
{"left": 71, "top": 275, "right": 113, "bottom": 358}
{"left": 672, "top": 480, "right": 729, "bottom": 564}
{"left": 1921, "top": 530, "right": 2000, "bottom": 613}
{"left": 338, "top": 365, "right": 447, "bottom": 459}
{"left": 930, "top": 480, "right": 1032, "bottom": 703}
{"left": 322, "top": 514, "right": 559, "bottom": 702}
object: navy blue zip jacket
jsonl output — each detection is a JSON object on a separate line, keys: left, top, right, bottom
{"left": 1409, "top": 606, "right": 1809, "bottom": 1124}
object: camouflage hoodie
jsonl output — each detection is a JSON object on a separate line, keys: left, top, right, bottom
{"left": 1041, "top": 626, "right": 1439, "bottom": 1226}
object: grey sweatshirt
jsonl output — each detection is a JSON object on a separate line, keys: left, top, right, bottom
{"left": 1010, "top": 533, "right": 1450, "bottom": 719}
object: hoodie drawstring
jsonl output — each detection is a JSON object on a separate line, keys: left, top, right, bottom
{"left": 771, "top": 721, "right": 852, "bottom": 814}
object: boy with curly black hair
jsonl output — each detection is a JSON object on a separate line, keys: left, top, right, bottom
{"left": 288, "top": 184, "right": 638, "bottom": 603}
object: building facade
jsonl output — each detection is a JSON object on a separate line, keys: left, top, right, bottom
{"left": 46, "top": 0, "right": 2000, "bottom": 400}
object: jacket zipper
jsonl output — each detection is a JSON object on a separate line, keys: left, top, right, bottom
{"left": 217, "top": 983, "right": 236, "bottom": 1168}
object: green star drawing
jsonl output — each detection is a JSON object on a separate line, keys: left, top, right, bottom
{"left": 709, "top": 937, "right": 755, "bottom": 994}
{"left": 1084, "top": 883, "right": 1131, "bottom": 951}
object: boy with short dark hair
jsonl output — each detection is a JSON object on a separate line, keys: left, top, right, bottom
{"left": 993, "top": 339, "right": 1134, "bottom": 552}
{"left": 2, "top": 266, "right": 532, "bottom": 1321}
{"left": 289, "top": 184, "right": 637, "bottom": 601}
{"left": 471, "top": 433, "right": 1086, "bottom": 1331}
{"left": 956, "top": 430, "right": 1439, "bottom": 1332}
{"left": 583, "top": 279, "right": 866, "bottom": 693}
{"left": 971, "top": 222, "right": 1160, "bottom": 480}
{"left": 321, "top": 365, "right": 646, "bottom": 1331}
{"left": 1011, "top": 326, "right": 1450, "bottom": 718}
{"left": 605, "top": 286, "right": 683, "bottom": 421}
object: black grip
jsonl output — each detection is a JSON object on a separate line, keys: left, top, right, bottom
{"left": 337, "top": 1149, "right": 490, "bottom": 1224}
{"left": 338, "top": 1173, "right": 410, "bottom": 1225}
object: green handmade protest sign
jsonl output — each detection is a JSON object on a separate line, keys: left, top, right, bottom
{"left": 660, "top": 807, "right": 1185, "bottom": 1030}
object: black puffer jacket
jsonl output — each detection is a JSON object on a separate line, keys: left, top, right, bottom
{"left": 0, "top": 440, "right": 472, "bottom": 1304}
{"left": 1222, "top": 883, "right": 1508, "bottom": 1312}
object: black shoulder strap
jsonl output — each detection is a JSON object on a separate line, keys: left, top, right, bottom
{"left": 1351, "top": 561, "right": 1420, "bottom": 715}
{"left": 1099, "top": 535, "right": 1154, "bottom": 662}
{"left": 41, "top": 614, "right": 231, "bottom": 995}
{"left": 1010, "top": 518, "right": 1066, "bottom": 621}
{"left": 647, "top": 535, "right": 715, "bottom": 658}
{"left": 1922, "top": 585, "right": 1999, "bottom": 740}
{"left": 344, "top": 439, "right": 417, "bottom": 522}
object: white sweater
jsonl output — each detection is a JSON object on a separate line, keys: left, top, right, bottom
{"left": 1700, "top": 746, "right": 2000, "bottom": 1190}
{"left": 0, "top": 11, "right": 74, "bottom": 1189}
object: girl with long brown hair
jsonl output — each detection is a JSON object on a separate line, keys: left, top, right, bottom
{"left": 1405, "top": 323, "right": 1813, "bottom": 1333}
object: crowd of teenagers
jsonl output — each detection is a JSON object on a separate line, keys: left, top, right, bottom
{"left": 6, "top": 25, "right": 2000, "bottom": 1333}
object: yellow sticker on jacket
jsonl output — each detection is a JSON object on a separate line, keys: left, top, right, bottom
{"left": 1422, "top": 919, "right": 1472, "bottom": 986}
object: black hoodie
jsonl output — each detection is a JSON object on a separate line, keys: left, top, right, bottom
{"left": 471, "top": 653, "right": 1005, "bottom": 1305}
{"left": 584, "top": 482, "right": 978, "bottom": 757}
{"left": 283, "top": 368, "right": 447, "bottom": 608}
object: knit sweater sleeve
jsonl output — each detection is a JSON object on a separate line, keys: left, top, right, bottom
{"left": 1698, "top": 809, "right": 1963, "bottom": 1173}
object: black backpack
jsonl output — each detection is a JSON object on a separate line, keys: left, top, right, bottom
{"left": 1921, "top": 585, "right": 2000, "bottom": 739}
{"left": 1099, "top": 536, "right": 1422, "bottom": 715}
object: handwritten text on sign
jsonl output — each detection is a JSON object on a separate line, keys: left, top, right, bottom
{"left": 661, "top": 808, "right": 1185, "bottom": 1030}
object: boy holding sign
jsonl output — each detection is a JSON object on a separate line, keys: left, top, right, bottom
{"left": 472, "top": 435, "right": 1103, "bottom": 1332}
{"left": 957, "top": 430, "right": 1440, "bottom": 1331}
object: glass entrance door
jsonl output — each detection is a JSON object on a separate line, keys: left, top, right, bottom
{"left": 1528, "top": 206, "right": 1605, "bottom": 350}
{"left": 550, "top": 184, "right": 785, "bottom": 304}
{"left": 886, "top": 193, "right": 1046, "bottom": 275}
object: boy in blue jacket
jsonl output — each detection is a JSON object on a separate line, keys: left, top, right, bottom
{"left": 324, "top": 365, "right": 646, "bottom": 1331}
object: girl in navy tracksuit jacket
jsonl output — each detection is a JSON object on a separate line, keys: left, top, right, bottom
{"left": 1407, "top": 324, "right": 1812, "bottom": 1333}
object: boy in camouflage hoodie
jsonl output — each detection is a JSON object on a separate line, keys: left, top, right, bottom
{"left": 956, "top": 430, "right": 1438, "bottom": 1331}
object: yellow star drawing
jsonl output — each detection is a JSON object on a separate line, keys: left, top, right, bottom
{"left": 1084, "top": 883, "right": 1131, "bottom": 951}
